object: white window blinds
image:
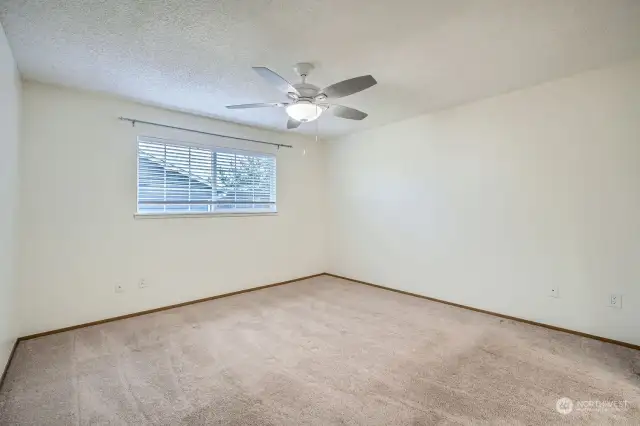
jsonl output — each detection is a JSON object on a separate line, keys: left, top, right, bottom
{"left": 137, "top": 137, "right": 277, "bottom": 215}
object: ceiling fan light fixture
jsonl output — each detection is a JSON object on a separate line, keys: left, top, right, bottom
{"left": 286, "top": 101, "right": 322, "bottom": 122}
{"left": 226, "top": 64, "right": 376, "bottom": 129}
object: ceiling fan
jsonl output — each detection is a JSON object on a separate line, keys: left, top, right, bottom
{"left": 226, "top": 63, "right": 377, "bottom": 129}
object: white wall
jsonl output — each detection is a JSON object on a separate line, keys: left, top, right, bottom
{"left": 327, "top": 60, "right": 640, "bottom": 345}
{"left": 18, "top": 82, "right": 327, "bottom": 336}
{"left": 0, "top": 24, "right": 21, "bottom": 367}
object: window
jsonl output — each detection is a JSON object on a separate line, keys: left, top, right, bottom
{"left": 137, "top": 137, "right": 276, "bottom": 215}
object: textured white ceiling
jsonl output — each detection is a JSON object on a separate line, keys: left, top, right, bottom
{"left": 1, "top": 0, "right": 640, "bottom": 137}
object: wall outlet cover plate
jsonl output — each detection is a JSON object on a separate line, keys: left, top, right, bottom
{"left": 608, "top": 294, "right": 622, "bottom": 309}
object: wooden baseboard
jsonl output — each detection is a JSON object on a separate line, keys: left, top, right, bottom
{"left": 2, "top": 271, "right": 637, "bottom": 391}
{"left": 11, "top": 271, "right": 639, "bottom": 353}
{"left": 0, "top": 339, "right": 20, "bottom": 392}
{"left": 19, "top": 273, "right": 324, "bottom": 341}
{"left": 325, "top": 273, "right": 640, "bottom": 351}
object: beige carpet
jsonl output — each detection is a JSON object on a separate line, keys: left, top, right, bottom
{"left": 1, "top": 276, "right": 639, "bottom": 425}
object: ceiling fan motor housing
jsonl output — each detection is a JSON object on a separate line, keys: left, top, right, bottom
{"left": 290, "top": 83, "right": 320, "bottom": 100}
{"left": 290, "top": 62, "right": 324, "bottom": 100}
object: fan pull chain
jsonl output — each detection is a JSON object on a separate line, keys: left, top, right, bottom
{"left": 315, "top": 104, "right": 319, "bottom": 142}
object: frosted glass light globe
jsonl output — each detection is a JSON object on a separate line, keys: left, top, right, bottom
{"left": 286, "top": 102, "right": 322, "bottom": 122}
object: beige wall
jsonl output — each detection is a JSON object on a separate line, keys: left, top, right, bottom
{"left": 0, "top": 24, "right": 21, "bottom": 367}
{"left": 327, "top": 60, "right": 640, "bottom": 345}
{"left": 18, "top": 82, "right": 327, "bottom": 336}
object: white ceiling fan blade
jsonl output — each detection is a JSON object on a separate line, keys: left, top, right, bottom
{"left": 322, "top": 75, "right": 377, "bottom": 99}
{"left": 226, "top": 102, "right": 288, "bottom": 109}
{"left": 331, "top": 105, "right": 368, "bottom": 120}
{"left": 287, "top": 118, "right": 301, "bottom": 129}
{"left": 253, "top": 67, "right": 300, "bottom": 96}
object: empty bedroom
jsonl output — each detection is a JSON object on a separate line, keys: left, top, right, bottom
{"left": 0, "top": 0, "right": 639, "bottom": 424}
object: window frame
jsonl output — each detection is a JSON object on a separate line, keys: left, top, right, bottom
{"left": 135, "top": 136, "right": 277, "bottom": 218}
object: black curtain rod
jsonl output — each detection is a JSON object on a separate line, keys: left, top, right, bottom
{"left": 118, "top": 117, "right": 293, "bottom": 149}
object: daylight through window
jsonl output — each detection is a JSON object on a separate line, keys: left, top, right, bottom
{"left": 137, "top": 137, "right": 276, "bottom": 215}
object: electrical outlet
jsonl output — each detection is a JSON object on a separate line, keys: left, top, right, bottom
{"left": 608, "top": 294, "right": 622, "bottom": 309}
{"left": 115, "top": 284, "right": 124, "bottom": 293}
{"left": 549, "top": 284, "right": 559, "bottom": 298}
{"left": 138, "top": 279, "right": 149, "bottom": 289}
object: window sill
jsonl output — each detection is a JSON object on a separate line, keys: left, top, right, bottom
{"left": 134, "top": 211, "right": 278, "bottom": 219}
